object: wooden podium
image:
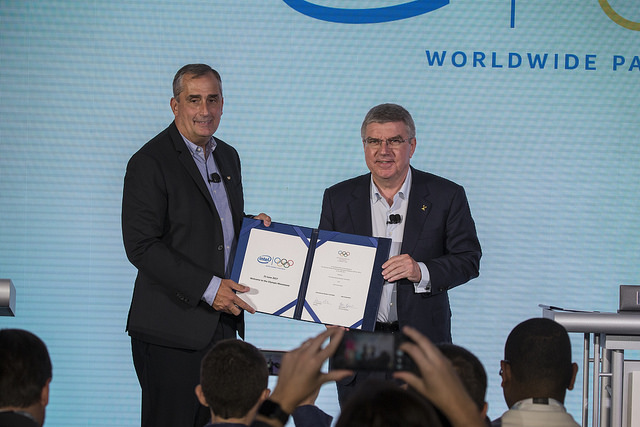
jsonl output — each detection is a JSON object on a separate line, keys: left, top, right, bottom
{"left": 542, "top": 306, "right": 640, "bottom": 427}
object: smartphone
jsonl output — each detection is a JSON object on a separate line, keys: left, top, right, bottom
{"left": 330, "top": 329, "right": 416, "bottom": 373}
{"left": 260, "top": 349, "right": 286, "bottom": 376}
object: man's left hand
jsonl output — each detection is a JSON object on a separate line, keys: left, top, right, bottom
{"left": 382, "top": 254, "right": 421, "bottom": 283}
{"left": 254, "top": 213, "right": 271, "bottom": 227}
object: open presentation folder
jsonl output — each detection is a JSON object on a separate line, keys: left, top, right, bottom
{"left": 230, "top": 218, "right": 391, "bottom": 331}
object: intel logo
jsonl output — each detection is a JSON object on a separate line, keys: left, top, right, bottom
{"left": 257, "top": 255, "right": 272, "bottom": 264}
{"left": 283, "top": 0, "right": 449, "bottom": 24}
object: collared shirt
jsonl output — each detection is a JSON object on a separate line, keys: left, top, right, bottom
{"left": 494, "top": 397, "right": 580, "bottom": 427}
{"left": 370, "top": 169, "right": 431, "bottom": 323}
{"left": 181, "top": 135, "right": 235, "bottom": 305}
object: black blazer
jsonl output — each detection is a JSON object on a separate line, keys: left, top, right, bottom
{"left": 122, "top": 122, "right": 245, "bottom": 350}
{"left": 319, "top": 167, "right": 481, "bottom": 343}
{"left": 0, "top": 411, "right": 40, "bottom": 427}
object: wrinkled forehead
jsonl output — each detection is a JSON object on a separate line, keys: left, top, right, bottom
{"left": 363, "top": 121, "right": 409, "bottom": 139}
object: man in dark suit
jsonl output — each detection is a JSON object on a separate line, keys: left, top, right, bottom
{"left": 319, "top": 103, "right": 481, "bottom": 405}
{"left": 122, "top": 64, "right": 270, "bottom": 427}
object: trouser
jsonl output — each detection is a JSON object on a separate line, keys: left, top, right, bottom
{"left": 131, "top": 314, "right": 237, "bottom": 427}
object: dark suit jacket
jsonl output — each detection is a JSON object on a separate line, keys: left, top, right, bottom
{"left": 319, "top": 167, "right": 481, "bottom": 343}
{"left": 0, "top": 411, "right": 40, "bottom": 427}
{"left": 122, "top": 121, "right": 245, "bottom": 350}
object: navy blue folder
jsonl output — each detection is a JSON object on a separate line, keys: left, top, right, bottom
{"left": 231, "top": 218, "right": 391, "bottom": 331}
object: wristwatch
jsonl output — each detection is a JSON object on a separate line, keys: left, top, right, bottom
{"left": 258, "top": 399, "right": 290, "bottom": 424}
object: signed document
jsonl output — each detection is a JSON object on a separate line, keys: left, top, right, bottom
{"left": 231, "top": 219, "right": 391, "bottom": 330}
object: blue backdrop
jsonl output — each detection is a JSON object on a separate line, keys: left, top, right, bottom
{"left": 1, "top": 1, "right": 639, "bottom": 425}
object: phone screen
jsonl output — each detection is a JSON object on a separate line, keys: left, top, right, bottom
{"left": 261, "top": 350, "right": 285, "bottom": 376}
{"left": 331, "top": 330, "right": 397, "bottom": 371}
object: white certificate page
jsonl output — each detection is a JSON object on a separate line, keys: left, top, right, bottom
{"left": 302, "top": 240, "right": 376, "bottom": 328}
{"left": 236, "top": 228, "right": 308, "bottom": 318}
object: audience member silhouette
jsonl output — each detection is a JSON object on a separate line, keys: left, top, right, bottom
{"left": 492, "top": 318, "right": 580, "bottom": 427}
{"left": 0, "top": 329, "right": 52, "bottom": 427}
{"left": 438, "top": 343, "right": 490, "bottom": 425}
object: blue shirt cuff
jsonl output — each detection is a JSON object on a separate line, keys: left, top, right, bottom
{"left": 202, "top": 276, "right": 222, "bottom": 305}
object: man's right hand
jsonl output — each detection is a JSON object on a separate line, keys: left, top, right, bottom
{"left": 212, "top": 279, "right": 256, "bottom": 315}
{"left": 268, "top": 328, "right": 353, "bottom": 414}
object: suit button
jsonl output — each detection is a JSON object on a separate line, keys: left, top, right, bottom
{"left": 217, "top": 245, "right": 223, "bottom": 251}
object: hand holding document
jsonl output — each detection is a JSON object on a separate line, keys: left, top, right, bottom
{"left": 231, "top": 219, "right": 390, "bottom": 330}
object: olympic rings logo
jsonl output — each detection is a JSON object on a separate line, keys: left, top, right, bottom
{"left": 257, "top": 255, "right": 295, "bottom": 268}
{"left": 338, "top": 251, "right": 350, "bottom": 257}
{"left": 273, "top": 257, "right": 294, "bottom": 268}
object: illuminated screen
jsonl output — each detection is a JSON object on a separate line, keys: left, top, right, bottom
{"left": 1, "top": 1, "right": 639, "bottom": 425}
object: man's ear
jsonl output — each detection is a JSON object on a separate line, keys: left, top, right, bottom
{"left": 259, "top": 388, "right": 270, "bottom": 403}
{"left": 195, "top": 384, "right": 209, "bottom": 407}
{"left": 41, "top": 378, "right": 51, "bottom": 406}
{"left": 170, "top": 97, "right": 178, "bottom": 117}
{"left": 481, "top": 401, "right": 489, "bottom": 419}
{"left": 500, "top": 360, "right": 511, "bottom": 388}
{"left": 567, "top": 362, "right": 579, "bottom": 391}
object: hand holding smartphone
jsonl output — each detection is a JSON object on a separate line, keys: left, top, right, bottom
{"left": 330, "top": 329, "right": 417, "bottom": 373}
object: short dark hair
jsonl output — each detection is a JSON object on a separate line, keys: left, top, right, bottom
{"left": 172, "top": 63, "right": 223, "bottom": 99}
{"left": 505, "top": 318, "right": 573, "bottom": 393}
{"left": 0, "top": 329, "right": 52, "bottom": 408}
{"left": 200, "top": 339, "right": 268, "bottom": 419}
{"left": 335, "top": 380, "right": 445, "bottom": 427}
{"left": 438, "top": 343, "right": 487, "bottom": 411}
{"left": 361, "top": 103, "right": 416, "bottom": 140}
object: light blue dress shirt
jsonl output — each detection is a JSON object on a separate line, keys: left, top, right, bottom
{"left": 181, "top": 135, "right": 235, "bottom": 306}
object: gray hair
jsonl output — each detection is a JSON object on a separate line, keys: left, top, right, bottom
{"left": 172, "top": 64, "right": 222, "bottom": 99}
{"left": 361, "top": 103, "right": 416, "bottom": 140}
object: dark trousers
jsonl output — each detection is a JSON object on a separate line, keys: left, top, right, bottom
{"left": 131, "top": 315, "right": 237, "bottom": 427}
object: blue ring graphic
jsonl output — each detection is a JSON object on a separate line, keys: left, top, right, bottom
{"left": 283, "top": 0, "right": 450, "bottom": 24}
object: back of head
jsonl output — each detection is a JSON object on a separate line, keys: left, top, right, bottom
{"left": 0, "top": 328, "right": 52, "bottom": 409}
{"left": 200, "top": 339, "right": 268, "bottom": 419}
{"left": 437, "top": 343, "right": 487, "bottom": 412}
{"left": 361, "top": 103, "right": 416, "bottom": 140}
{"left": 335, "top": 380, "right": 445, "bottom": 427}
{"left": 504, "top": 318, "right": 573, "bottom": 399}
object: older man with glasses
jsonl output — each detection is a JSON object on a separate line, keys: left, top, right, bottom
{"left": 319, "top": 103, "right": 482, "bottom": 406}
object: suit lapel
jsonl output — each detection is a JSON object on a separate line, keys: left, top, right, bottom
{"left": 168, "top": 123, "right": 217, "bottom": 212}
{"left": 348, "top": 174, "right": 373, "bottom": 236}
{"left": 402, "top": 168, "right": 432, "bottom": 255}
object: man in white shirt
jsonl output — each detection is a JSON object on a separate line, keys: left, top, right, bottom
{"left": 320, "top": 103, "right": 482, "bottom": 405}
{"left": 492, "top": 318, "right": 580, "bottom": 427}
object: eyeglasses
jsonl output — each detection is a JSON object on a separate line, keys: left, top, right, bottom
{"left": 364, "top": 137, "right": 407, "bottom": 147}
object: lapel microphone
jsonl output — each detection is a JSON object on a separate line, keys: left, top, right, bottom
{"left": 387, "top": 214, "right": 402, "bottom": 224}
{"left": 208, "top": 172, "right": 221, "bottom": 183}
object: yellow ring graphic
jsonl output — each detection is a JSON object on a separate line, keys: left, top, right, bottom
{"left": 599, "top": 0, "right": 640, "bottom": 31}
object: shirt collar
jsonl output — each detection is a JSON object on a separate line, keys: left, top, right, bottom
{"left": 511, "top": 397, "right": 565, "bottom": 410}
{"left": 370, "top": 168, "right": 412, "bottom": 204}
{"left": 181, "top": 134, "right": 217, "bottom": 158}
